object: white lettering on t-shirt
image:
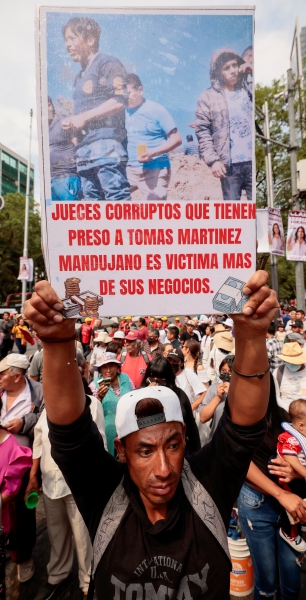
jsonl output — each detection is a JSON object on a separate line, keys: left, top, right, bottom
{"left": 112, "top": 563, "right": 209, "bottom": 599}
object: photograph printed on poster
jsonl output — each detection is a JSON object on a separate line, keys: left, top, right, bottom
{"left": 43, "top": 9, "right": 254, "bottom": 203}
{"left": 286, "top": 210, "right": 306, "bottom": 261}
{"left": 268, "top": 208, "right": 285, "bottom": 256}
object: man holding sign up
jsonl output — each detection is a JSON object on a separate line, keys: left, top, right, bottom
{"left": 24, "top": 272, "right": 284, "bottom": 599}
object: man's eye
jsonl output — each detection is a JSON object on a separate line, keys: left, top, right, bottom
{"left": 140, "top": 449, "right": 151, "bottom": 457}
{"left": 169, "top": 442, "right": 179, "bottom": 450}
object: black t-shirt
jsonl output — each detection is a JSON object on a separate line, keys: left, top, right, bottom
{"left": 49, "top": 403, "right": 266, "bottom": 599}
{"left": 180, "top": 332, "right": 200, "bottom": 343}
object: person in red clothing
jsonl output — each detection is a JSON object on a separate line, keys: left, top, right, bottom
{"left": 137, "top": 318, "right": 149, "bottom": 343}
{"left": 120, "top": 331, "right": 151, "bottom": 388}
{"left": 79, "top": 318, "right": 92, "bottom": 358}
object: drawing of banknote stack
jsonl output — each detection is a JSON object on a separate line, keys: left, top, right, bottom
{"left": 212, "top": 277, "right": 248, "bottom": 314}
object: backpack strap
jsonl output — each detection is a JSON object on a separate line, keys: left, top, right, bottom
{"left": 140, "top": 349, "right": 150, "bottom": 366}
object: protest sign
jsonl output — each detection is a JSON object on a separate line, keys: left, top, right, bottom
{"left": 286, "top": 210, "right": 306, "bottom": 262}
{"left": 268, "top": 208, "right": 285, "bottom": 256}
{"left": 36, "top": 6, "right": 256, "bottom": 317}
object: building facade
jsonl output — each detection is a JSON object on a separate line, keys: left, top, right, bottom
{"left": 0, "top": 143, "right": 34, "bottom": 197}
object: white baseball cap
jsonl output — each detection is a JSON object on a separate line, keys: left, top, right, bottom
{"left": 0, "top": 354, "right": 30, "bottom": 372}
{"left": 113, "top": 331, "right": 125, "bottom": 339}
{"left": 115, "top": 387, "right": 184, "bottom": 439}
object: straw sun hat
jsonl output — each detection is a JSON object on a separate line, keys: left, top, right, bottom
{"left": 277, "top": 342, "right": 306, "bottom": 365}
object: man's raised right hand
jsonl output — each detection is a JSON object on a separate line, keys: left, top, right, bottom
{"left": 24, "top": 281, "right": 76, "bottom": 341}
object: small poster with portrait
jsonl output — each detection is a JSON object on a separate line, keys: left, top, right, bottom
{"left": 268, "top": 208, "right": 285, "bottom": 256}
{"left": 35, "top": 5, "right": 256, "bottom": 317}
{"left": 286, "top": 210, "right": 306, "bottom": 261}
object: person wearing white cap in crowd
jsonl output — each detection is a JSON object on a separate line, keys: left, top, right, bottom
{"left": 23, "top": 272, "right": 278, "bottom": 599}
{"left": 120, "top": 331, "right": 151, "bottom": 389}
{"left": 113, "top": 329, "right": 125, "bottom": 348}
{"left": 0, "top": 353, "right": 44, "bottom": 583}
{"left": 89, "top": 332, "right": 112, "bottom": 374}
{"left": 273, "top": 342, "right": 306, "bottom": 412}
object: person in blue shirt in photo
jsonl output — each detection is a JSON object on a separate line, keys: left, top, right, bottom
{"left": 125, "top": 74, "right": 182, "bottom": 200}
{"left": 48, "top": 97, "right": 82, "bottom": 201}
{"left": 61, "top": 17, "right": 130, "bottom": 201}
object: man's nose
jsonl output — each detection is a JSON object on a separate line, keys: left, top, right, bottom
{"left": 154, "top": 450, "right": 171, "bottom": 478}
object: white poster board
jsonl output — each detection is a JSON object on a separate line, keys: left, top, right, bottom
{"left": 268, "top": 208, "right": 285, "bottom": 256}
{"left": 286, "top": 210, "right": 306, "bottom": 262}
{"left": 36, "top": 6, "right": 256, "bottom": 317}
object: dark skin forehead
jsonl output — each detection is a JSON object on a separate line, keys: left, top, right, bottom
{"left": 125, "top": 421, "right": 184, "bottom": 450}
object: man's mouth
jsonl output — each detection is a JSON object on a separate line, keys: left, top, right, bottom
{"left": 150, "top": 482, "right": 175, "bottom": 496}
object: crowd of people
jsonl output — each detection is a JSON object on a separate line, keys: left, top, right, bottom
{"left": 1, "top": 282, "right": 306, "bottom": 599}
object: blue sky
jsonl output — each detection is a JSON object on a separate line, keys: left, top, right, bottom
{"left": 46, "top": 11, "right": 252, "bottom": 142}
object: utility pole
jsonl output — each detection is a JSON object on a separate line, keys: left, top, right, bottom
{"left": 21, "top": 109, "right": 33, "bottom": 309}
{"left": 262, "top": 101, "right": 279, "bottom": 298}
{"left": 287, "top": 68, "right": 305, "bottom": 310}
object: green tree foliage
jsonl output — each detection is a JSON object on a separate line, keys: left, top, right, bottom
{"left": 255, "top": 76, "right": 306, "bottom": 300}
{"left": 0, "top": 193, "right": 46, "bottom": 304}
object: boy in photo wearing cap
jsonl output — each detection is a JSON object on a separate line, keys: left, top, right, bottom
{"left": 23, "top": 272, "right": 282, "bottom": 599}
{"left": 276, "top": 399, "right": 306, "bottom": 552}
{"left": 274, "top": 342, "right": 306, "bottom": 412}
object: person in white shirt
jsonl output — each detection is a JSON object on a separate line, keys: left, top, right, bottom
{"left": 89, "top": 332, "right": 112, "bottom": 374}
{"left": 166, "top": 348, "right": 206, "bottom": 410}
{"left": 26, "top": 397, "right": 107, "bottom": 600}
{"left": 273, "top": 342, "right": 306, "bottom": 412}
{"left": 206, "top": 330, "right": 234, "bottom": 383}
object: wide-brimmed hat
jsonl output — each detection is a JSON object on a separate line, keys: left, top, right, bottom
{"left": 96, "top": 352, "right": 121, "bottom": 369}
{"left": 213, "top": 331, "right": 234, "bottom": 352}
{"left": 110, "top": 322, "right": 119, "bottom": 328}
{"left": 211, "top": 323, "right": 226, "bottom": 337}
{"left": 161, "top": 316, "right": 168, "bottom": 321}
{"left": 223, "top": 317, "right": 234, "bottom": 329}
{"left": 0, "top": 354, "right": 30, "bottom": 372}
{"left": 186, "top": 320, "right": 196, "bottom": 326}
{"left": 277, "top": 342, "right": 306, "bottom": 364}
{"left": 95, "top": 332, "right": 112, "bottom": 343}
